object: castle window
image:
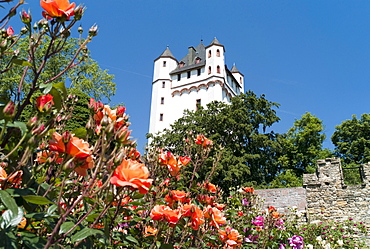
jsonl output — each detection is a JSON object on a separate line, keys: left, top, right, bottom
{"left": 163, "top": 61, "right": 166, "bottom": 67}
{"left": 161, "top": 97, "right": 164, "bottom": 104}
{"left": 197, "top": 68, "right": 201, "bottom": 76}
{"left": 187, "top": 71, "right": 191, "bottom": 79}
{"left": 159, "top": 113, "right": 163, "bottom": 121}
{"left": 162, "top": 81, "right": 165, "bottom": 88}
{"left": 216, "top": 49, "right": 220, "bottom": 57}
{"left": 208, "top": 66, "right": 211, "bottom": 74}
{"left": 208, "top": 50, "right": 211, "bottom": 58}
{"left": 177, "top": 74, "right": 181, "bottom": 81}
{"left": 196, "top": 99, "right": 201, "bottom": 110}
{"left": 217, "top": 65, "right": 221, "bottom": 74}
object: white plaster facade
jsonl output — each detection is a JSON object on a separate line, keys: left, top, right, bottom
{"left": 149, "top": 38, "right": 244, "bottom": 135}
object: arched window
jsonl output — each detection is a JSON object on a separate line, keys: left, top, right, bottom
{"left": 208, "top": 66, "right": 211, "bottom": 74}
{"left": 208, "top": 50, "right": 212, "bottom": 58}
{"left": 163, "top": 61, "right": 166, "bottom": 67}
{"left": 162, "top": 81, "right": 165, "bottom": 88}
{"left": 240, "top": 77, "right": 243, "bottom": 84}
{"left": 161, "top": 97, "right": 164, "bottom": 104}
{"left": 159, "top": 114, "right": 163, "bottom": 121}
{"left": 216, "top": 49, "right": 220, "bottom": 57}
{"left": 217, "top": 65, "right": 221, "bottom": 74}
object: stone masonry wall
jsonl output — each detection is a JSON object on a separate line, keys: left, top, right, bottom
{"left": 303, "top": 157, "right": 370, "bottom": 226}
{"left": 255, "top": 187, "right": 306, "bottom": 213}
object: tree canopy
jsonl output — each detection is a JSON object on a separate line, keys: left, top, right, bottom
{"left": 148, "top": 91, "right": 283, "bottom": 192}
{"left": 332, "top": 113, "right": 370, "bottom": 165}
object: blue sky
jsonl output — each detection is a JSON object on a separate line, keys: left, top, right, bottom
{"left": 20, "top": 0, "right": 370, "bottom": 152}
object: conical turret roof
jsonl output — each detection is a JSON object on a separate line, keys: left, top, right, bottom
{"left": 155, "top": 46, "right": 176, "bottom": 61}
{"left": 231, "top": 64, "right": 240, "bottom": 73}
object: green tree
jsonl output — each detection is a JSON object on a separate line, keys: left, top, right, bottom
{"left": 279, "top": 112, "right": 329, "bottom": 177}
{"left": 148, "top": 91, "right": 282, "bottom": 193}
{"left": 0, "top": 36, "right": 115, "bottom": 102}
{"left": 332, "top": 113, "right": 370, "bottom": 165}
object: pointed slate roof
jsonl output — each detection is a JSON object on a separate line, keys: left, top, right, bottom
{"left": 210, "top": 37, "right": 221, "bottom": 45}
{"left": 231, "top": 64, "right": 240, "bottom": 73}
{"left": 206, "top": 37, "right": 224, "bottom": 50}
{"left": 154, "top": 46, "right": 176, "bottom": 61}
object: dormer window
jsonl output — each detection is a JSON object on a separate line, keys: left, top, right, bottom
{"left": 195, "top": 57, "right": 201, "bottom": 64}
{"left": 179, "top": 61, "right": 185, "bottom": 68}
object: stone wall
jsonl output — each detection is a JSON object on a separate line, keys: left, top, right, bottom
{"left": 255, "top": 187, "right": 306, "bottom": 213}
{"left": 303, "top": 157, "right": 370, "bottom": 225}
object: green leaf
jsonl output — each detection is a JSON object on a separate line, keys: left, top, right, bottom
{"left": 49, "top": 87, "right": 62, "bottom": 110}
{"left": 131, "top": 192, "right": 144, "bottom": 199}
{"left": 20, "top": 231, "right": 47, "bottom": 249}
{"left": 0, "top": 207, "right": 23, "bottom": 228}
{"left": 22, "top": 195, "right": 53, "bottom": 205}
{"left": 71, "top": 228, "right": 103, "bottom": 243}
{"left": 53, "top": 82, "right": 68, "bottom": 99}
{"left": 39, "top": 83, "right": 53, "bottom": 94}
{"left": 11, "top": 58, "right": 32, "bottom": 67}
{"left": 0, "top": 120, "right": 28, "bottom": 135}
{"left": 0, "top": 190, "right": 19, "bottom": 215}
{"left": 72, "top": 127, "right": 87, "bottom": 139}
{"left": 124, "top": 235, "right": 138, "bottom": 244}
{"left": 59, "top": 221, "right": 76, "bottom": 235}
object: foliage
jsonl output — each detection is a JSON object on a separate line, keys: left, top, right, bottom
{"left": 332, "top": 113, "right": 370, "bottom": 165}
{"left": 0, "top": 34, "right": 115, "bottom": 102}
{"left": 279, "top": 112, "right": 327, "bottom": 175}
{"left": 148, "top": 92, "right": 283, "bottom": 193}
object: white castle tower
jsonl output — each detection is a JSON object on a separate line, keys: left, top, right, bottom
{"left": 149, "top": 38, "right": 244, "bottom": 135}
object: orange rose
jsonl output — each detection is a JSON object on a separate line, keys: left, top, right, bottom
{"left": 74, "top": 155, "right": 94, "bottom": 177}
{"left": 219, "top": 226, "right": 242, "bottom": 247}
{"left": 165, "top": 190, "right": 189, "bottom": 207}
{"left": 204, "top": 181, "right": 217, "bottom": 193}
{"left": 178, "top": 156, "right": 191, "bottom": 166}
{"left": 150, "top": 205, "right": 181, "bottom": 226}
{"left": 66, "top": 136, "right": 91, "bottom": 159}
{"left": 195, "top": 135, "right": 213, "bottom": 148}
{"left": 40, "top": 0, "right": 75, "bottom": 19}
{"left": 110, "top": 159, "right": 153, "bottom": 194}
{"left": 242, "top": 187, "right": 254, "bottom": 194}
{"left": 144, "top": 226, "right": 157, "bottom": 237}
{"left": 182, "top": 204, "right": 205, "bottom": 230}
{"left": 204, "top": 205, "right": 226, "bottom": 228}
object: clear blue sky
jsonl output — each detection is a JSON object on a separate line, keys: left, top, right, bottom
{"left": 21, "top": 0, "right": 370, "bottom": 152}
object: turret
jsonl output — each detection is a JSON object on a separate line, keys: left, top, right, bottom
{"left": 231, "top": 64, "right": 244, "bottom": 93}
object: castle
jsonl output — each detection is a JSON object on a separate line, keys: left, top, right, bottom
{"left": 149, "top": 38, "right": 245, "bottom": 135}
